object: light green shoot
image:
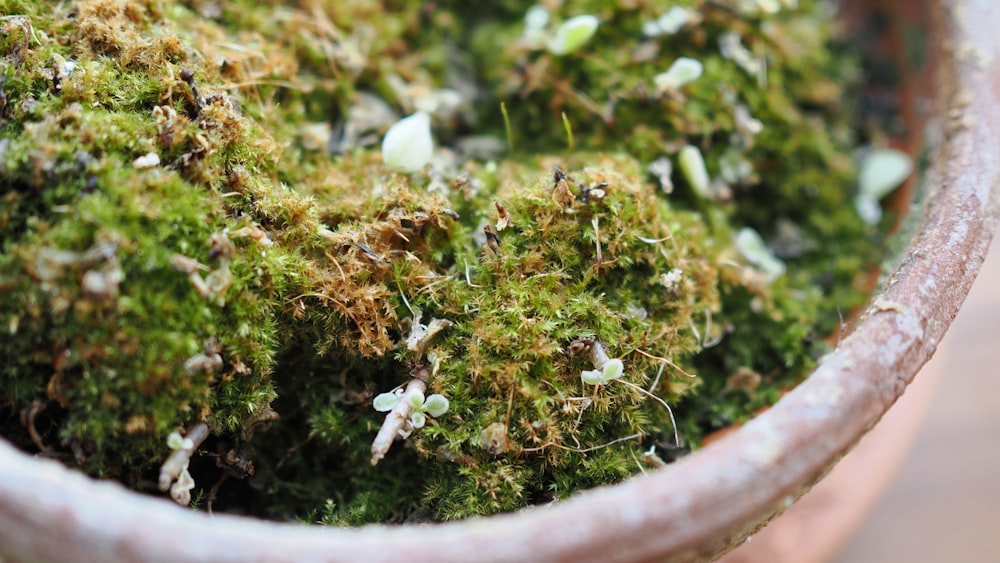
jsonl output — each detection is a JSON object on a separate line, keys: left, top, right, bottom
{"left": 501, "top": 101, "right": 515, "bottom": 154}
{"left": 561, "top": 112, "right": 575, "bottom": 153}
{"left": 581, "top": 358, "right": 624, "bottom": 386}
{"left": 372, "top": 387, "right": 450, "bottom": 429}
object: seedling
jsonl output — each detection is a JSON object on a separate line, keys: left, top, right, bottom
{"left": 382, "top": 111, "right": 434, "bottom": 172}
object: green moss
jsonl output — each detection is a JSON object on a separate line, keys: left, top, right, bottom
{"left": 1, "top": 0, "right": 889, "bottom": 522}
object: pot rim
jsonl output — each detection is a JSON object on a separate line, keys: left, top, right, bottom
{"left": 3, "top": 1, "right": 999, "bottom": 561}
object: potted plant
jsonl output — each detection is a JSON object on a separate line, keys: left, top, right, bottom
{"left": 1, "top": 0, "right": 998, "bottom": 561}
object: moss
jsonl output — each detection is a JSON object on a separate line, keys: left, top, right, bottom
{"left": 1, "top": 0, "right": 888, "bottom": 522}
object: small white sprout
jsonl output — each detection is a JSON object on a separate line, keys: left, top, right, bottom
{"left": 410, "top": 390, "right": 450, "bottom": 428}
{"left": 648, "top": 157, "right": 674, "bottom": 193}
{"left": 406, "top": 389, "right": 426, "bottom": 409}
{"left": 133, "top": 152, "right": 160, "bottom": 169}
{"left": 855, "top": 148, "right": 913, "bottom": 224}
{"left": 733, "top": 105, "right": 764, "bottom": 146}
{"left": 547, "top": 15, "right": 600, "bottom": 56}
{"left": 381, "top": 111, "right": 433, "bottom": 172}
{"left": 644, "top": 7, "right": 698, "bottom": 37}
{"left": 372, "top": 388, "right": 449, "bottom": 429}
{"left": 719, "top": 31, "right": 761, "bottom": 76}
{"left": 582, "top": 357, "right": 624, "bottom": 386}
{"left": 736, "top": 227, "right": 786, "bottom": 282}
{"left": 642, "top": 20, "right": 663, "bottom": 38}
{"left": 678, "top": 145, "right": 711, "bottom": 198}
{"left": 658, "top": 7, "right": 696, "bottom": 34}
{"left": 423, "top": 393, "right": 451, "bottom": 417}
{"left": 576, "top": 339, "right": 682, "bottom": 446}
{"left": 523, "top": 4, "right": 550, "bottom": 43}
{"left": 166, "top": 431, "right": 194, "bottom": 451}
{"left": 654, "top": 57, "right": 704, "bottom": 91}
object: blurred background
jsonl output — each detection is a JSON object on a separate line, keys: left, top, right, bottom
{"left": 832, "top": 227, "right": 1000, "bottom": 560}
{"left": 722, "top": 227, "right": 1000, "bottom": 563}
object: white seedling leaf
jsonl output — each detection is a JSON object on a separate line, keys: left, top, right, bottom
{"left": 582, "top": 369, "right": 605, "bottom": 386}
{"left": 855, "top": 195, "right": 882, "bottom": 225}
{"left": 602, "top": 358, "right": 624, "bottom": 382}
{"left": 381, "top": 111, "right": 433, "bottom": 172}
{"left": 409, "top": 411, "right": 427, "bottom": 429}
{"left": 656, "top": 7, "right": 695, "bottom": 35}
{"left": 855, "top": 148, "right": 912, "bottom": 225}
{"left": 735, "top": 227, "right": 786, "bottom": 281}
{"left": 407, "top": 389, "right": 426, "bottom": 409}
{"left": 547, "top": 15, "right": 599, "bottom": 56}
{"left": 133, "top": 152, "right": 160, "bottom": 169}
{"left": 524, "top": 4, "right": 550, "bottom": 32}
{"left": 423, "top": 394, "right": 450, "bottom": 417}
{"left": 654, "top": 57, "right": 703, "bottom": 90}
{"left": 678, "top": 145, "right": 711, "bottom": 198}
{"left": 642, "top": 20, "right": 662, "bottom": 37}
{"left": 373, "top": 391, "right": 400, "bottom": 412}
{"left": 166, "top": 431, "right": 186, "bottom": 450}
{"left": 858, "top": 148, "right": 913, "bottom": 201}
{"left": 756, "top": 0, "right": 782, "bottom": 14}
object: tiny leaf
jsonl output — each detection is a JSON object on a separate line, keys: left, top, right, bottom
{"left": 547, "top": 15, "right": 599, "bottom": 56}
{"left": 423, "top": 394, "right": 450, "bottom": 417}
{"left": 582, "top": 369, "right": 604, "bottom": 385}
{"left": 407, "top": 389, "right": 426, "bottom": 409}
{"left": 602, "top": 358, "right": 624, "bottom": 382}
{"left": 654, "top": 57, "right": 703, "bottom": 90}
{"left": 409, "top": 411, "right": 427, "bottom": 429}
{"left": 678, "top": 145, "right": 711, "bottom": 198}
{"left": 373, "top": 392, "right": 400, "bottom": 412}
{"left": 859, "top": 148, "right": 912, "bottom": 200}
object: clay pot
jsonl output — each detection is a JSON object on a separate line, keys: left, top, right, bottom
{"left": 2, "top": 0, "right": 998, "bottom": 561}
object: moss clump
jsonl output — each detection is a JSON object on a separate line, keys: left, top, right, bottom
{"left": 1, "top": 0, "right": 888, "bottom": 522}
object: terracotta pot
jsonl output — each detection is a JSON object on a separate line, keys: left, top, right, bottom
{"left": 2, "top": 0, "right": 999, "bottom": 561}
